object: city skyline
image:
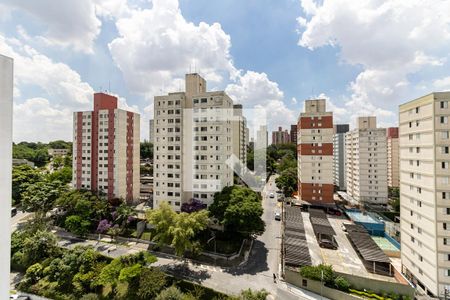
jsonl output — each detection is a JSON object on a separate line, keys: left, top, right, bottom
{"left": 2, "top": 0, "right": 450, "bottom": 142}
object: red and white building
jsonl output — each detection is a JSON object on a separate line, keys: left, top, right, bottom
{"left": 73, "top": 92, "right": 140, "bottom": 203}
{"left": 297, "top": 99, "right": 334, "bottom": 206}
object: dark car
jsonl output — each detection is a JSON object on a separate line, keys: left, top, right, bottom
{"left": 319, "top": 239, "right": 337, "bottom": 250}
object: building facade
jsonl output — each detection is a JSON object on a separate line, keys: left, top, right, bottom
{"left": 297, "top": 99, "right": 334, "bottom": 206}
{"left": 387, "top": 127, "right": 399, "bottom": 188}
{"left": 233, "top": 104, "right": 248, "bottom": 167}
{"left": 48, "top": 148, "right": 69, "bottom": 156}
{"left": 345, "top": 117, "right": 388, "bottom": 205}
{"left": 272, "top": 126, "right": 290, "bottom": 145}
{"left": 149, "top": 119, "right": 154, "bottom": 143}
{"left": 73, "top": 92, "right": 140, "bottom": 203}
{"left": 256, "top": 125, "right": 268, "bottom": 149}
{"left": 333, "top": 124, "right": 349, "bottom": 191}
{"left": 399, "top": 92, "right": 450, "bottom": 297}
{"left": 290, "top": 124, "right": 298, "bottom": 144}
{"left": 153, "top": 74, "right": 246, "bottom": 211}
{"left": 0, "top": 54, "right": 13, "bottom": 298}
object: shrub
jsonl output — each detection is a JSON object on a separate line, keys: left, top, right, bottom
{"left": 299, "top": 264, "right": 335, "bottom": 285}
{"left": 333, "top": 276, "right": 350, "bottom": 292}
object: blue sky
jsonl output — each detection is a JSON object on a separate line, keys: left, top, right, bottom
{"left": 1, "top": 0, "right": 449, "bottom": 142}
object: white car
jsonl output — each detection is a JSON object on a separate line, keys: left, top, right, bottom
{"left": 269, "top": 193, "right": 275, "bottom": 198}
{"left": 274, "top": 212, "right": 281, "bottom": 221}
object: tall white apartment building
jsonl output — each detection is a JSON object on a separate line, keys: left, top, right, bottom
{"left": 333, "top": 124, "right": 349, "bottom": 191}
{"left": 73, "top": 92, "right": 140, "bottom": 203}
{"left": 400, "top": 92, "right": 450, "bottom": 298}
{"left": 233, "top": 104, "right": 248, "bottom": 167}
{"left": 345, "top": 117, "right": 388, "bottom": 205}
{"left": 149, "top": 119, "right": 154, "bottom": 143}
{"left": 387, "top": 127, "right": 399, "bottom": 188}
{"left": 0, "top": 54, "right": 13, "bottom": 298}
{"left": 153, "top": 73, "right": 245, "bottom": 211}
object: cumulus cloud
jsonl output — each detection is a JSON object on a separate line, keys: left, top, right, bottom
{"left": 2, "top": 0, "right": 101, "bottom": 53}
{"left": 297, "top": 0, "right": 450, "bottom": 125}
{"left": 108, "top": 0, "right": 238, "bottom": 97}
{"left": 434, "top": 76, "right": 450, "bottom": 90}
{"left": 226, "top": 71, "right": 296, "bottom": 131}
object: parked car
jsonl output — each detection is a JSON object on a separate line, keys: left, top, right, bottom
{"left": 274, "top": 212, "right": 281, "bottom": 221}
{"left": 319, "top": 239, "right": 337, "bottom": 249}
{"left": 269, "top": 193, "right": 275, "bottom": 198}
{"left": 341, "top": 223, "right": 352, "bottom": 232}
{"left": 11, "top": 207, "right": 17, "bottom": 217}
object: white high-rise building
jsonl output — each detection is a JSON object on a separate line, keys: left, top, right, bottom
{"left": 333, "top": 124, "right": 349, "bottom": 191}
{"left": 345, "top": 116, "right": 388, "bottom": 205}
{"left": 0, "top": 54, "right": 13, "bottom": 299}
{"left": 400, "top": 92, "right": 450, "bottom": 297}
{"left": 149, "top": 119, "right": 154, "bottom": 143}
{"left": 73, "top": 92, "right": 140, "bottom": 203}
{"left": 153, "top": 73, "right": 246, "bottom": 211}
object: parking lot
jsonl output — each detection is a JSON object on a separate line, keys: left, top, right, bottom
{"left": 302, "top": 211, "right": 398, "bottom": 282}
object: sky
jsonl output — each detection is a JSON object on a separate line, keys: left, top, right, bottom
{"left": 1, "top": 0, "right": 450, "bottom": 142}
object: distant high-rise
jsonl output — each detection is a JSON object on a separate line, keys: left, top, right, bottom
{"left": 149, "top": 119, "right": 154, "bottom": 143}
{"left": 256, "top": 125, "right": 268, "bottom": 149}
{"left": 387, "top": 127, "right": 399, "bottom": 188}
{"left": 0, "top": 54, "right": 13, "bottom": 299}
{"left": 297, "top": 99, "right": 334, "bottom": 206}
{"left": 345, "top": 116, "right": 388, "bottom": 205}
{"left": 272, "top": 126, "right": 290, "bottom": 145}
{"left": 333, "top": 124, "right": 349, "bottom": 191}
{"left": 290, "top": 124, "right": 298, "bottom": 144}
{"left": 400, "top": 92, "right": 450, "bottom": 297}
{"left": 153, "top": 74, "right": 247, "bottom": 211}
{"left": 73, "top": 93, "right": 140, "bottom": 202}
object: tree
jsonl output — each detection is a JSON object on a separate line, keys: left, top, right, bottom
{"left": 275, "top": 167, "right": 297, "bottom": 197}
{"left": 209, "top": 186, "right": 265, "bottom": 235}
{"left": 136, "top": 267, "right": 167, "bottom": 299}
{"left": 114, "top": 202, "right": 136, "bottom": 229}
{"left": 20, "top": 230, "right": 60, "bottom": 268}
{"left": 12, "top": 165, "right": 43, "bottom": 205}
{"left": 47, "top": 166, "right": 72, "bottom": 183}
{"left": 155, "top": 286, "right": 185, "bottom": 300}
{"left": 147, "top": 202, "right": 209, "bottom": 256}
{"left": 239, "top": 289, "right": 269, "bottom": 300}
{"left": 140, "top": 141, "right": 153, "bottom": 160}
{"left": 21, "top": 180, "right": 67, "bottom": 217}
{"left": 181, "top": 198, "right": 207, "bottom": 213}
{"left": 65, "top": 215, "right": 91, "bottom": 236}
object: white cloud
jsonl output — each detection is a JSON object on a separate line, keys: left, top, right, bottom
{"left": 297, "top": 0, "right": 450, "bottom": 125}
{"left": 2, "top": 0, "right": 101, "bottom": 53}
{"left": 226, "top": 71, "right": 296, "bottom": 131}
{"left": 13, "top": 98, "right": 73, "bottom": 142}
{"left": 434, "top": 76, "right": 450, "bottom": 90}
{"left": 108, "top": 0, "right": 238, "bottom": 97}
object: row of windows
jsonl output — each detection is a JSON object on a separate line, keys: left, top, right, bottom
{"left": 157, "top": 100, "right": 181, "bottom": 106}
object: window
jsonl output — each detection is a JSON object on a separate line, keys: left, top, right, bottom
{"left": 441, "top": 101, "right": 448, "bottom": 109}
{"left": 441, "top": 116, "right": 448, "bottom": 124}
{"left": 443, "top": 146, "right": 449, "bottom": 154}
{"left": 416, "top": 107, "right": 420, "bottom": 113}
{"left": 444, "top": 238, "right": 448, "bottom": 245}
{"left": 443, "top": 131, "right": 450, "bottom": 139}
{"left": 444, "top": 223, "right": 447, "bottom": 230}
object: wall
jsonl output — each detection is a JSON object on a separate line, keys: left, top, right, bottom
{"left": 336, "top": 272, "right": 415, "bottom": 298}
{"left": 284, "top": 269, "right": 361, "bottom": 300}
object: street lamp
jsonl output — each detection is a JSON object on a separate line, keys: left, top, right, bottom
{"left": 207, "top": 232, "right": 217, "bottom": 265}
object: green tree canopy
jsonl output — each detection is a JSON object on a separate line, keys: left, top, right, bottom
{"left": 146, "top": 202, "right": 209, "bottom": 256}
{"left": 275, "top": 167, "right": 298, "bottom": 197}
{"left": 209, "top": 186, "right": 265, "bottom": 235}
{"left": 140, "top": 141, "right": 153, "bottom": 160}
{"left": 21, "top": 180, "right": 67, "bottom": 216}
{"left": 12, "top": 165, "right": 43, "bottom": 205}
{"left": 47, "top": 166, "right": 72, "bottom": 184}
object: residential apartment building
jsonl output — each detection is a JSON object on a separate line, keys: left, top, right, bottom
{"left": 345, "top": 117, "right": 388, "bottom": 205}
{"left": 0, "top": 54, "right": 13, "bottom": 297}
{"left": 153, "top": 73, "right": 245, "bottom": 211}
{"left": 272, "top": 126, "right": 290, "bottom": 145}
{"left": 256, "top": 125, "right": 268, "bottom": 149}
{"left": 233, "top": 104, "right": 248, "bottom": 167}
{"left": 333, "top": 124, "right": 349, "bottom": 191}
{"left": 48, "top": 148, "right": 69, "bottom": 156}
{"left": 387, "top": 127, "right": 399, "bottom": 188}
{"left": 297, "top": 99, "right": 334, "bottom": 206}
{"left": 290, "top": 124, "right": 298, "bottom": 144}
{"left": 399, "top": 92, "right": 450, "bottom": 298}
{"left": 73, "top": 92, "right": 140, "bottom": 203}
{"left": 149, "top": 119, "right": 154, "bottom": 143}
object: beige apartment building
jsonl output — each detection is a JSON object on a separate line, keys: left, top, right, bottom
{"left": 297, "top": 99, "right": 334, "bottom": 206}
{"left": 345, "top": 117, "right": 388, "bottom": 205}
{"left": 153, "top": 73, "right": 246, "bottom": 211}
{"left": 400, "top": 92, "right": 450, "bottom": 298}
{"left": 387, "top": 127, "right": 399, "bottom": 188}
{"left": 73, "top": 93, "right": 140, "bottom": 203}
